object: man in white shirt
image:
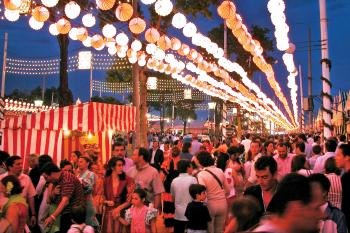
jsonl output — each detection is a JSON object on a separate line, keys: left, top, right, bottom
{"left": 246, "top": 140, "right": 262, "bottom": 186}
{"left": 241, "top": 133, "right": 252, "bottom": 154}
{"left": 112, "top": 141, "right": 134, "bottom": 172}
{"left": 314, "top": 139, "right": 337, "bottom": 174}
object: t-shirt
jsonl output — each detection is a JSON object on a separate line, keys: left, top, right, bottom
{"left": 341, "top": 171, "right": 350, "bottom": 229}
{"left": 67, "top": 224, "right": 95, "bottom": 233}
{"left": 185, "top": 201, "right": 211, "bottom": 230}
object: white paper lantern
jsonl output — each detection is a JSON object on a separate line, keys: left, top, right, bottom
{"left": 146, "top": 43, "right": 157, "bottom": 55}
{"left": 147, "top": 77, "right": 157, "bottom": 90}
{"left": 115, "top": 33, "right": 129, "bottom": 46}
{"left": 131, "top": 39, "right": 142, "bottom": 51}
{"left": 95, "top": 44, "right": 105, "bottom": 51}
{"left": 82, "top": 13, "right": 96, "bottom": 27}
{"left": 154, "top": 0, "right": 173, "bottom": 16}
{"left": 138, "top": 59, "right": 146, "bottom": 67}
{"left": 154, "top": 48, "right": 165, "bottom": 60}
{"left": 128, "top": 56, "right": 137, "bottom": 64}
{"left": 83, "top": 36, "right": 92, "bottom": 47}
{"left": 117, "top": 51, "right": 126, "bottom": 58}
{"left": 102, "top": 24, "right": 116, "bottom": 38}
{"left": 4, "top": 9, "right": 20, "bottom": 22}
{"left": 140, "top": 0, "right": 156, "bottom": 4}
{"left": 29, "top": 16, "right": 44, "bottom": 30}
{"left": 65, "top": 1, "right": 80, "bottom": 19}
{"left": 49, "top": 23, "right": 59, "bottom": 35}
{"left": 172, "top": 13, "right": 187, "bottom": 29}
{"left": 165, "top": 54, "right": 175, "bottom": 63}
{"left": 41, "top": 0, "right": 59, "bottom": 8}
{"left": 69, "top": 27, "right": 78, "bottom": 40}
{"left": 183, "top": 22, "right": 197, "bottom": 38}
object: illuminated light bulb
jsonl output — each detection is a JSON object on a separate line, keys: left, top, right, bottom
{"left": 171, "top": 12, "right": 186, "bottom": 29}
{"left": 68, "top": 27, "right": 78, "bottom": 40}
{"left": 41, "top": 0, "right": 59, "bottom": 8}
{"left": 115, "top": 33, "right": 129, "bottom": 46}
{"left": 102, "top": 24, "right": 116, "bottom": 38}
{"left": 146, "top": 43, "right": 157, "bottom": 54}
{"left": 29, "top": 16, "right": 44, "bottom": 30}
{"left": 131, "top": 39, "right": 142, "bottom": 51}
{"left": 82, "top": 36, "right": 92, "bottom": 47}
{"left": 108, "top": 46, "right": 117, "bottom": 55}
{"left": 154, "top": 0, "right": 173, "bottom": 16}
{"left": 4, "top": 9, "right": 20, "bottom": 21}
{"left": 138, "top": 59, "right": 146, "bottom": 67}
{"left": 140, "top": 0, "right": 156, "bottom": 4}
{"left": 183, "top": 22, "right": 197, "bottom": 38}
{"left": 82, "top": 13, "right": 95, "bottom": 27}
{"left": 65, "top": 1, "right": 80, "bottom": 19}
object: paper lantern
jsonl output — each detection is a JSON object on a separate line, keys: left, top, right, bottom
{"left": 102, "top": 24, "right": 116, "bottom": 38}
{"left": 183, "top": 22, "right": 197, "bottom": 38}
{"left": 49, "top": 23, "right": 59, "bottom": 35}
{"left": 96, "top": 0, "right": 115, "bottom": 10}
{"left": 32, "top": 6, "right": 49, "bottom": 22}
{"left": 129, "top": 17, "right": 146, "bottom": 34}
{"left": 82, "top": 36, "right": 92, "bottom": 47}
{"left": 140, "top": 0, "right": 156, "bottom": 4}
{"left": 91, "top": 34, "right": 104, "bottom": 48}
{"left": 115, "top": 33, "right": 129, "bottom": 46}
{"left": 128, "top": 56, "right": 138, "bottom": 64}
{"left": 131, "top": 39, "right": 142, "bottom": 51}
{"left": 145, "top": 28, "right": 160, "bottom": 43}
{"left": 41, "top": 0, "right": 58, "bottom": 7}
{"left": 76, "top": 27, "right": 88, "bottom": 41}
{"left": 69, "top": 27, "right": 78, "bottom": 40}
{"left": 138, "top": 59, "right": 146, "bottom": 67}
{"left": 146, "top": 43, "right": 157, "bottom": 54}
{"left": 115, "top": 3, "right": 133, "bottom": 22}
{"left": 171, "top": 37, "right": 181, "bottom": 50}
{"left": 65, "top": 1, "right": 81, "bottom": 19}
{"left": 29, "top": 16, "right": 44, "bottom": 30}
{"left": 82, "top": 13, "right": 96, "bottom": 27}
{"left": 4, "top": 9, "right": 20, "bottom": 21}
{"left": 171, "top": 12, "right": 186, "bottom": 29}
{"left": 154, "top": 48, "right": 165, "bottom": 60}
{"left": 56, "top": 18, "right": 71, "bottom": 34}
{"left": 154, "top": 0, "right": 173, "bottom": 17}
{"left": 108, "top": 45, "right": 117, "bottom": 55}
{"left": 105, "top": 37, "right": 116, "bottom": 47}
{"left": 4, "top": 0, "right": 21, "bottom": 10}
{"left": 217, "top": 1, "right": 236, "bottom": 19}
{"left": 95, "top": 43, "right": 105, "bottom": 51}
{"left": 157, "top": 35, "right": 171, "bottom": 50}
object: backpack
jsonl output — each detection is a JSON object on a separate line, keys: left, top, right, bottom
{"left": 73, "top": 225, "right": 86, "bottom": 233}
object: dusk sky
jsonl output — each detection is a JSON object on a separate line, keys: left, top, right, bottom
{"left": 0, "top": 0, "right": 349, "bottom": 123}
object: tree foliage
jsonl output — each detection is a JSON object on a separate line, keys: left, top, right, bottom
{"left": 6, "top": 86, "right": 58, "bottom": 106}
{"left": 91, "top": 95, "right": 123, "bottom": 104}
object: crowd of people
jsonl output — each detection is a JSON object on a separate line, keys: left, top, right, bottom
{"left": 0, "top": 132, "right": 349, "bottom": 233}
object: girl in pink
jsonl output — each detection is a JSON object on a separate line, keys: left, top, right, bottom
{"left": 118, "top": 188, "right": 158, "bottom": 233}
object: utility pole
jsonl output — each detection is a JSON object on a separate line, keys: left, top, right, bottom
{"left": 1, "top": 33, "right": 8, "bottom": 98}
{"left": 307, "top": 28, "right": 313, "bottom": 129}
{"left": 222, "top": 21, "right": 228, "bottom": 141}
{"left": 319, "top": 0, "right": 332, "bottom": 138}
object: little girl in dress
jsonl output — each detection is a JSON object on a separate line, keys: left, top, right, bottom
{"left": 118, "top": 188, "right": 158, "bottom": 233}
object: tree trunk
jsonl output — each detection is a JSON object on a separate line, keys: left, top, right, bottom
{"left": 57, "top": 34, "right": 73, "bottom": 107}
{"left": 215, "top": 99, "right": 223, "bottom": 139}
{"left": 139, "top": 70, "right": 148, "bottom": 147}
{"left": 132, "top": 64, "right": 140, "bottom": 148}
{"left": 183, "top": 120, "right": 187, "bottom": 135}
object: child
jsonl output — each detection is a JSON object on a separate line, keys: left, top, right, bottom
{"left": 118, "top": 188, "right": 158, "bottom": 233}
{"left": 67, "top": 206, "right": 95, "bottom": 233}
{"left": 185, "top": 184, "right": 212, "bottom": 233}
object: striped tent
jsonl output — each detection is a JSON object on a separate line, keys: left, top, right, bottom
{"left": 0, "top": 102, "right": 135, "bottom": 166}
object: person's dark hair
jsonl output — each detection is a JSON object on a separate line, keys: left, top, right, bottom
{"left": 308, "top": 173, "right": 331, "bottom": 193}
{"left": 177, "top": 159, "right": 191, "bottom": 173}
{"left": 138, "top": 147, "right": 151, "bottom": 163}
{"left": 182, "top": 142, "right": 192, "bottom": 153}
{"left": 41, "top": 162, "right": 60, "bottom": 175}
{"left": 227, "top": 146, "right": 238, "bottom": 156}
{"left": 173, "top": 140, "right": 180, "bottom": 146}
{"left": 105, "top": 157, "right": 126, "bottom": 179}
{"left": 277, "top": 142, "right": 288, "bottom": 149}
{"left": 254, "top": 156, "right": 277, "bottom": 175}
{"left": 325, "top": 139, "right": 337, "bottom": 152}
{"left": 325, "top": 157, "right": 341, "bottom": 175}
{"left": 71, "top": 206, "right": 86, "bottom": 224}
{"left": 79, "top": 156, "right": 92, "bottom": 169}
{"left": 295, "top": 142, "right": 305, "bottom": 153}
{"left": 250, "top": 140, "right": 261, "bottom": 148}
{"left": 0, "top": 151, "right": 10, "bottom": 164}
{"left": 314, "top": 135, "right": 321, "bottom": 142}
{"left": 338, "top": 143, "right": 350, "bottom": 157}
{"left": 59, "top": 159, "right": 72, "bottom": 169}
{"left": 216, "top": 153, "right": 229, "bottom": 172}
{"left": 291, "top": 154, "right": 307, "bottom": 172}
{"left": 197, "top": 151, "right": 214, "bottom": 167}
{"left": 72, "top": 150, "right": 82, "bottom": 158}
{"left": 245, "top": 133, "right": 251, "bottom": 139}
{"left": 312, "top": 145, "right": 322, "bottom": 155}
{"left": 133, "top": 188, "right": 147, "bottom": 200}
{"left": 2, "top": 175, "right": 23, "bottom": 195}
{"left": 38, "top": 155, "right": 53, "bottom": 172}
{"left": 339, "top": 135, "right": 346, "bottom": 142}
{"left": 189, "top": 184, "right": 206, "bottom": 199}
{"left": 171, "top": 147, "right": 180, "bottom": 157}
{"left": 298, "top": 134, "right": 307, "bottom": 142}
{"left": 264, "top": 141, "right": 274, "bottom": 149}
{"left": 231, "top": 196, "right": 261, "bottom": 231}
{"left": 5, "top": 155, "right": 22, "bottom": 169}
{"left": 112, "top": 141, "right": 126, "bottom": 151}
{"left": 267, "top": 173, "right": 311, "bottom": 216}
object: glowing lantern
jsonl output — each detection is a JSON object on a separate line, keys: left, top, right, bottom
{"left": 138, "top": 59, "right": 146, "bottom": 67}
{"left": 154, "top": 0, "right": 173, "bottom": 17}
{"left": 4, "top": 0, "right": 21, "bottom": 10}
{"left": 217, "top": 1, "right": 236, "bottom": 19}
{"left": 76, "top": 27, "right": 88, "bottom": 41}
{"left": 183, "top": 22, "right": 197, "bottom": 38}
{"left": 82, "top": 13, "right": 96, "bottom": 27}
{"left": 56, "top": 18, "right": 71, "bottom": 34}
{"left": 146, "top": 43, "right": 157, "bottom": 54}
{"left": 147, "top": 77, "right": 158, "bottom": 90}
{"left": 154, "top": 48, "right": 165, "bottom": 60}
{"left": 95, "top": 44, "right": 105, "bottom": 51}
{"left": 157, "top": 35, "right": 171, "bottom": 50}
{"left": 145, "top": 28, "right": 160, "bottom": 43}
{"left": 129, "top": 17, "right": 146, "bottom": 34}
{"left": 140, "top": 0, "right": 156, "bottom": 4}
{"left": 4, "top": 9, "right": 20, "bottom": 21}
{"left": 115, "top": 3, "right": 133, "bottom": 22}
{"left": 96, "top": 0, "right": 115, "bottom": 10}
{"left": 128, "top": 56, "right": 137, "bottom": 64}
{"left": 91, "top": 34, "right": 104, "bottom": 48}
{"left": 29, "top": 16, "right": 44, "bottom": 30}
{"left": 65, "top": 1, "right": 80, "bottom": 19}
{"left": 41, "top": 0, "right": 59, "bottom": 8}
{"left": 115, "top": 33, "right": 129, "bottom": 46}
{"left": 108, "top": 46, "right": 117, "bottom": 55}
{"left": 172, "top": 12, "right": 186, "bottom": 29}
{"left": 171, "top": 37, "right": 181, "bottom": 50}
{"left": 82, "top": 36, "right": 92, "bottom": 47}
{"left": 69, "top": 27, "right": 78, "bottom": 40}
{"left": 190, "top": 49, "right": 198, "bottom": 60}
{"left": 180, "top": 44, "right": 190, "bottom": 56}
{"left": 131, "top": 39, "right": 142, "bottom": 51}
{"left": 31, "top": 6, "right": 49, "bottom": 22}
{"left": 49, "top": 23, "right": 59, "bottom": 35}
{"left": 102, "top": 24, "right": 116, "bottom": 38}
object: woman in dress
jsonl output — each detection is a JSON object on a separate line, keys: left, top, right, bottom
{"left": 101, "top": 157, "right": 134, "bottom": 233}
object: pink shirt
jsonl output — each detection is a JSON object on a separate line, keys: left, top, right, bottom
{"left": 273, "top": 154, "right": 294, "bottom": 181}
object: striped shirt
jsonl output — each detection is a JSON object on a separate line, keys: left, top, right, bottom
{"left": 326, "top": 173, "right": 342, "bottom": 209}
{"left": 58, "top": 171, "right": 85, "bottom": 214}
